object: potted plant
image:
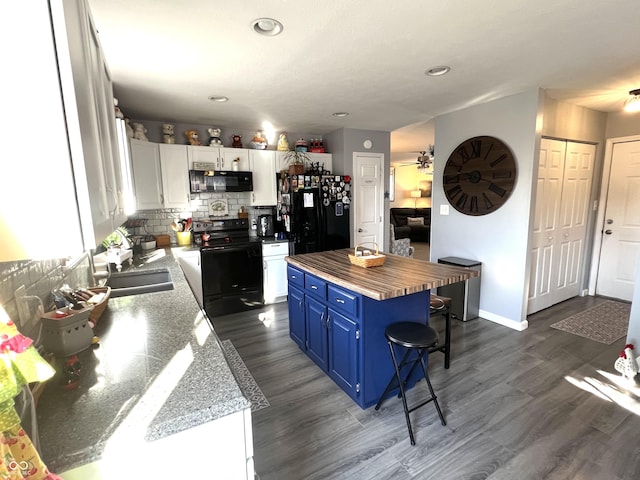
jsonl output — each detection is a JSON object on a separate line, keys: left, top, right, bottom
{"left": 284, "top": 150, "right": 310, "bottom": 175}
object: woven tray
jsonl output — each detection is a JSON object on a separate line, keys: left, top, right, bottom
{"left": 348, "top": 243, "right": 386, "bottom": 268}
{"left": 87, "top": 287, "right": 111, "bottom": 325}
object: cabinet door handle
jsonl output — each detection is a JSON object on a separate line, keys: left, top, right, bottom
{"left": 320, "top": 312, "right": 326, "bottom": 327}
{"left": 335, "top": 298, "right": 345, "bottom": 304}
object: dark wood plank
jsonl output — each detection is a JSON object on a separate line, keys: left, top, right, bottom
{"left": 212, "top": 295, "right": 639, "bottom": 480}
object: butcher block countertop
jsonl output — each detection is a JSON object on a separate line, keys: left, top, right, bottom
{"left": 285, "top": 249, "right": 479, "bottom": 301}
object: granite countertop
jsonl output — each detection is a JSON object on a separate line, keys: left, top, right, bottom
{"left": 285, "top": 248, "right": 478, "bottom": 300}
{"left": 36, "top": 247, "right": 249, "bottom": 473}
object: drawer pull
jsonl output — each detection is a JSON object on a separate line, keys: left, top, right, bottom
{"left": 335, "top": 298, "right": 345, "bottom": 304}
{"left": 311, "top": 285, "right": 318, "bottom": 290}
{"left": 291, "top": 275, "right": 297, "bottom": 279}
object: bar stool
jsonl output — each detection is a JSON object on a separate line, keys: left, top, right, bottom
{"left": 429, "top": 294, "right": 452, "bottom": 368}
{"left": 375, "top": 322, "right": 446, "bottom": 445}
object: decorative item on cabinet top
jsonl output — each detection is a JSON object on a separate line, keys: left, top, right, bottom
{"left": 162, "top": 123, "right": 175, "bottom": 144}
{"left": 208, "top": 127, "right": 223, "bottom": 147}
{"left": 251, "top": 131, "right": 268, "bottom": 149}
{"left": 133, "top": 122, "right": 148, "bottom": 141}
{"left": 184, "top": 129, "right": 201, "bottom": 145}
{"left": 231, "top": 134, "right": 243, "bottom": 148}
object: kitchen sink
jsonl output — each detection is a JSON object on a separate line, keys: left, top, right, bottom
{"left": 108, "top": 268, "right": 174, "bottom": 297}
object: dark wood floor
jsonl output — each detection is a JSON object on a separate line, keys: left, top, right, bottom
{"left": 212, "top": 295, "right": 640, "bottom": 480}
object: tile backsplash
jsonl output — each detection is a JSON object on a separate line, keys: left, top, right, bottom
{"left": 126, "top": 192, "right": 274, "bottom": 241}
{"left": 0, "top": 255, "right": 92, "bottom": 338}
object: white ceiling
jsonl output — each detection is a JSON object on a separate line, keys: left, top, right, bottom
{"left": 88, "top": 0, "right": 640, "bottom": 159}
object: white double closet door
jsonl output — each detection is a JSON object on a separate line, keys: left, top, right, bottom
{"left": 528, "top": 138, "right": 596, "bottom": 314}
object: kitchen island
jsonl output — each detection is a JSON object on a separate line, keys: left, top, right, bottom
{"left": 285, "top": 249, "right": 478, "bottom": 408}
{"left": 35, "top": 247, "right": 253, "bottom": 479}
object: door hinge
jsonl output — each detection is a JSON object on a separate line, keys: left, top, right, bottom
{"left": 356, "top": 383, "right": 360, "bottom": 393}
{"left": 355, "top": 329, "right": 360, "bottom": 340}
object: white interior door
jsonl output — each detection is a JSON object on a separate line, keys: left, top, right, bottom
{"left": 353, "top": 152, "right": 384, "bottom": 249}
{"left": 529, "top": 139, "right": 565, "bottom": 313}
{"left": 528, "top": 139, "right": 595, "bottom": 314}
{"left": 553, "top": 142, "right": 595, "bottom": 303}
{"left": 596, "top": 140, "right": 640, "bottom": 300}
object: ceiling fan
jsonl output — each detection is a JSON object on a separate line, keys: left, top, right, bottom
{"left": 416, "top": 148, "right": 434, "bottom": 173}
{"left": 394, "top": 145, "right": 434, "bottom": 173}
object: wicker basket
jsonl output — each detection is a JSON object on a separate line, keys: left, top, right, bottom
{"left": 348, "top": 244, "right": 386, "bottom": 268}
{"left": 87, "top": 287, "right": 111, "bottom": 325}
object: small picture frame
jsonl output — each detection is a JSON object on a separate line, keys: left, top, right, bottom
{"left": 209, "top": 198, "right": 229, "bottom": 216}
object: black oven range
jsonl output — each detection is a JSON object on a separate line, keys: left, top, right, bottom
{"left": 194, "top": 218, "right": 263, "bottom": 320}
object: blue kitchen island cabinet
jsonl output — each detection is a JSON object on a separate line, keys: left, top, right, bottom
{"left": 285, "top": 250, "right": 477, "bottom": 409}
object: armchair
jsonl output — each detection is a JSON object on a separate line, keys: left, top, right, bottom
{"left": 390, "top": 225, "right": 414, "bottom": 258}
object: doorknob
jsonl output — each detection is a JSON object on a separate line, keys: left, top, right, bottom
{"left": 606, "top": 219, "right": 614, "bottom": 224}
{"left": 604, "top": 229, "right": 612, "bottom": 235}
{"left": 358, "top": 228, "right": 364, "bottom": 232}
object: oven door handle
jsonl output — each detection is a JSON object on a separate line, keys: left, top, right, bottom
{"left": 202, "top": 245, "right": 260, "bottom": 254}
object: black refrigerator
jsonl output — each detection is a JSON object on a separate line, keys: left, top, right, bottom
{"left": 278, "top": 175, "right": 351, "bottom": 254}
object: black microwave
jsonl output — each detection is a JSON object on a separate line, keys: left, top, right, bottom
{"left": 189, "top": 170, "right": 253, "bottom": 193}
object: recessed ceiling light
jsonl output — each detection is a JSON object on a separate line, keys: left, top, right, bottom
{"left": 332, "top": 112, "right": 349, "bottom": 117}
{"left": 251, "top": 18, "right": 283, "bottom": 36}
{"left": 425, "top": 66, "right": 451, "bottom": 77}
{"left": 208, "top": 96, "right": 228, "bottom": 102}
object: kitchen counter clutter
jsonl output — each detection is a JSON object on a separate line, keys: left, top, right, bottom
{"left": 285, "top": 249, "right": 478, "bottom": 408}
{"left": 35, "top": 247, "right": 253, "bottom": 478}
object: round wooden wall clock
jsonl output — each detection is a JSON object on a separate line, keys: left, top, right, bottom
{"left": 443, "top": 135, "right": 517, "bottom": 216}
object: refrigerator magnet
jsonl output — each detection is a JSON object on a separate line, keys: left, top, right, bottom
{"left": 304, "top": 192, "right": 314, "bottom": 207}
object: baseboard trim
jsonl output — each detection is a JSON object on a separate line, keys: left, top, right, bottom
{"left": 479, "top": 309, "right": 528, "bottom": 331}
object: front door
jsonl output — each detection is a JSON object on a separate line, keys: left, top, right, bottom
{"left": 595, "top": 139, "right": 640, "bottom": 301}
{"left": 353, "top": 152, "right": 384, "bottom": 248}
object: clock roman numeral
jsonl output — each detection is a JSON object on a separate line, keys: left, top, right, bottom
{"left": 492, "top": 169, "right": 513, "bottom": 179}
{"left": 483, "top": 143, "right": 494, "bottom": 160}
{"left": 490, "top": 153, "right": 508, "bottom": 168}
{"left": 471, "top": 139, "right": 482, "bottom": 158}
{"left": 457, "top": 146, "right": 471, "bottom": 163}
{"left": 470, "top": 195, "right": 479, "bottom": 213}
{"left": 482, "top": 192, "right": 494, "bottom": 209}
{"left": 446, "top": 185, "right": 462, "bottom": 199}
{"left": 456, "top": 193, "right": 468, "bottom": 209}
{"left": 443, "top": 174, "right": 460, "bottom": 184}
{"left": 488, "top": 182, "right": 506, "bottom": 197}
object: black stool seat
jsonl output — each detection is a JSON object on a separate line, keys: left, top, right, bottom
{"left": 375, "top": 321, "right": 446, "bottom": 445}
{"left": 386, "top": 322, "right": 439, "bottom": 349}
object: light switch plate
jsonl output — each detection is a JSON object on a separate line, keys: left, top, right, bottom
{"left": 440, "top": 204, "right": 450, "bottom": 215}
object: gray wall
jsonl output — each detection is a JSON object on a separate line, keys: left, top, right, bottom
{"left": 605, "top": 110, "right": 640, "bottom": 139}
{"left": 325, "top": 128, "right": 391, "bottom": 249}
{"left": 432, "top": 90, "right": 542, "bottom": 328}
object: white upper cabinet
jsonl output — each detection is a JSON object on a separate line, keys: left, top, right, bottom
{"left": 130, "top": 141, "right": 190, "bottom": 210}
{"left": 249, "top": 150, "right": 277, "bottom": 206}
{"left": 130, "top": 140, "right": 163, "bottom": 210}
{"left": 188, "top": 146, "right": 250, "bottom": 171}
{"left": 1, "top": 0, "right": 127, "bottom": 261}
{"left": 159, "top": 144, "right": 191, "bottom": 209}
